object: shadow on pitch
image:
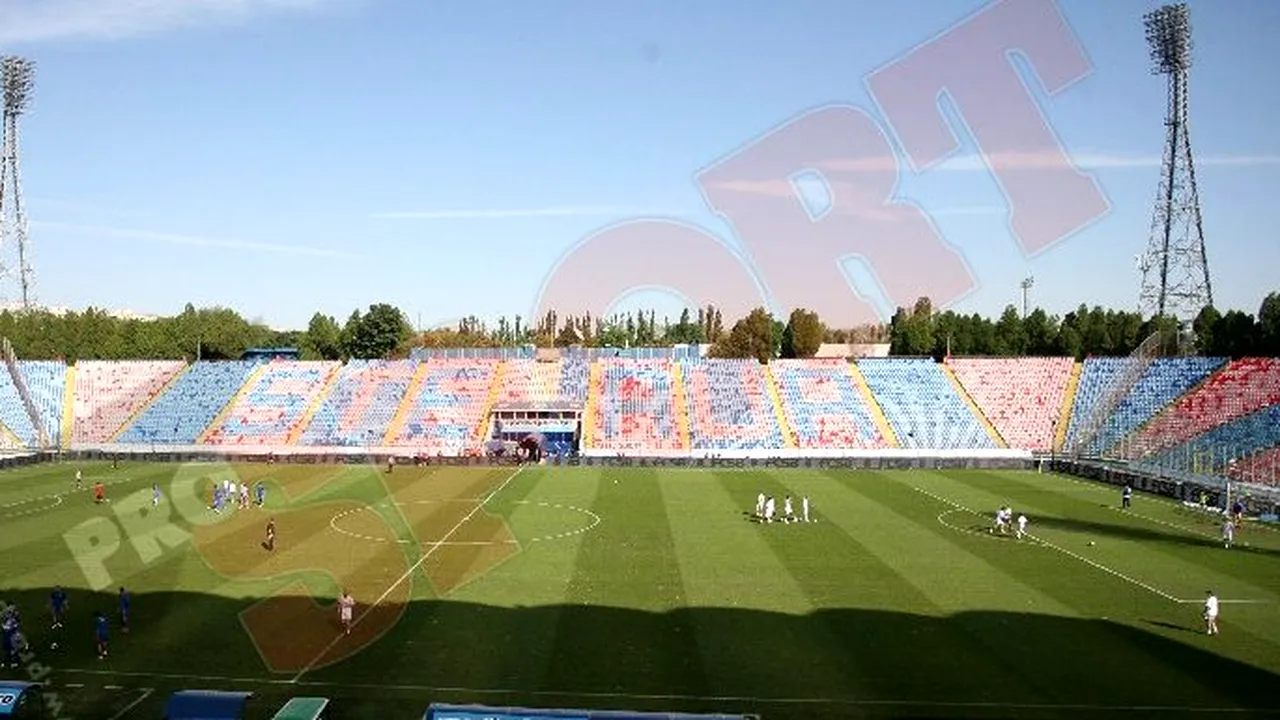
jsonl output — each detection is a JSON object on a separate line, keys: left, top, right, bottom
{"left": 0, "top": 586, "right": 1277, "bottom": 720}
{"left": 1030, "top": 514, "right": 1280, "bottom": 557}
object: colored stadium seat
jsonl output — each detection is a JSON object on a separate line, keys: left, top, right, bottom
{"left": 204, "top": 361, "right": 341, "bottom": 446}
{"left": 1064, "top": 357, "right": 1129, "bottom": 450}
{"left": 1086, "top": 357, "right": 1225, "bottom": 454}
{"left": 1129, "top": 358, "right": 1280, "bottom": 456}
{"left": 299, "top": 360, "right": 417, "bottom": 447}
{"left": 590, "top": 358, "right": 683, "bottom": 452}
{"left": 1226, "top": 446, "right": 1280, "bottom": 487}
{"left": 770, "top": 359, "right": 886, "bottom": 449}
{"left": 947, "top": 357, "right": 1074, "bottom": 451}
{"left": 70, "top": 361, "right": 186, "bottom": 443}
{"left": 0, "top": 361, "right": 67, "bottom": 447}
{"left": 681, "top": 359, "right": 784, "bottom": 450}
{"left": 389, "top": 359, "right": 499, "bottom": 454}
{"left": 116, "top": 361, "right": 259, "bottom": 444}
{"left": 857, "top": 358, "right": 995, "bottom": 449}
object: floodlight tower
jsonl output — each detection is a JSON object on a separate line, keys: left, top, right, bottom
{"left": 1137, "top": 4, "right": 1212, "bottom": 325}
{"left": 0, "top": 55, "right": 37, "bottom": 309}
{"left": 1020, "top": 276, "right": 1035, "bottom": 318}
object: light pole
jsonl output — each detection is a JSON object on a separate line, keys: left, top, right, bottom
{"left": 1020, "top": 276, "right": 1035, "bottom": 318}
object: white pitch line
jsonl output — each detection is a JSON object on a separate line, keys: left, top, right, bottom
{"left": 288, "top": 465, "right": 525, "bottom": 684}
{"left": 106, "top": 687, "right": 154, "bottom": 720}
{"left": 52, "top": 667, "right": 1277, "bottom": 714}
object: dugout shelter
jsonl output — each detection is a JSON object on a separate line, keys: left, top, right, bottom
{"left": 163, "top": 689, "right": 254, "bottom": 720}
{"left": 0, "top": 682, "right": 43, "bottom": 719}
{"left": 424, "top": 702, "right": 758, "bottom": 720}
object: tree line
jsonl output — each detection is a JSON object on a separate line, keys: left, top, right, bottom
{"left": 0, "top": 291, "right": 1276, "bottom": 363}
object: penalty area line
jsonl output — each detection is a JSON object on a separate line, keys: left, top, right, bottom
{"left": 50, "top": 668, "right": 1280, "bottom": 713}
{"left": 288, "top": 465, "right": 525, "bottom": 684}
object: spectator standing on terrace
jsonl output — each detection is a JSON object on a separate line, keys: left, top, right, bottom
{"left": 1203, "top": 591, "right": 1219, "bottom": 635}
{"left": 1122, "top": 484, "right": 1132, "bottom": 510}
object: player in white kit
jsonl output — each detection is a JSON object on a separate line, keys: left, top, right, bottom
{"left": 764, "top": 496, "right": 776, "bottom": 524}
{"left": 1203, "top": 590, "right": 1219, "bottom": 635}
{"left": 783, "top": 496, "right": 796, "bottom": 523}
{"left": 339, "top": 590, "right": 355, "bottom": 635}
{"left": 1016, "top": 514, "right": 1028, "bottom": 539}
{"left": 802, "top": 496, "right": 811, "bottom": 523}
{"left": 755, "top": 493, "right": 766, "bottom": 520}
{"left": 1222, "top": 519, "right": 1235, "bottom": 548}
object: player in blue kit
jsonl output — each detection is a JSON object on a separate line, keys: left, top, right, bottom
{"left": 118, "top": 588, "right": 131, "bottom": 633}
{"left": 94, "top": 611, "right": 109, "bottom": 659}
{"left": 256, "top": 481, "right": 266, "bottom": 507}
{"left": 50, "top": 587, "right": 68, "bottom": 629}
{"left": 1, "top": 605, "right": 20, "bottom": 668}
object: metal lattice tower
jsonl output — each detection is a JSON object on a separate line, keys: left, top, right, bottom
{"left": 1137, "top": 4, "right": 1212, "bottom": 326}
{"left": 0, "top": 55, "right": 37, "bottom": 309}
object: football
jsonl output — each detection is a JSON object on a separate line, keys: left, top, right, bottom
{"left": 49, "top": 642, "right": 58, "bottom": 650}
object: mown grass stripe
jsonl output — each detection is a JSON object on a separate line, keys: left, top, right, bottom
{"left": 661, "top": 469, "right": 853, "bottom": 701}
{"left": 542, "top": 467, "right": 709, "bottom": 698}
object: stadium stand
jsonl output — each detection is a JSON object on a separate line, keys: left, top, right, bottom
{"left": 497, "top": 359, "right": 568, "bottom": 405}
{"left": 1128, "top": 358, "right": 1280, "bottom": 456}
{"left": 947, "top": 357, "right": 1074, "bottom": 451}
{"left": 0, "top": 366, "right": 38, "bottom": 446}
{"left": 589, "top": 358, "right": 684, "bottom": 452}
{"left": 770, "top": 359, "right": 886, "bottom": 449}
{"left": 70, "top": 360, "right": 187, "bottom": 443}
{"left": 857, "top": 358, "right": 996, "bottom": 449}
{"left": 1064, "top": 357, "right": 1129, "bottom": 450}
{"left": 116, "top": 361, "right": 259, "bottom": 444}
{"left": 387, "top": 359, "right": 499, "bottom": 453}
{"left": 203, "top": 360, "right": 341, "bottom": 446}
{"left": 298, "top": 360, "right": 417, "bottom": 447}
{"left": 1226, "top": 445, "right": 1280, "bottom": 487}
{"left": 15, "top": 361, "right": 67, "bottom": 447}
{"left": 1086, "top": 356, "right": 1226, "bottom": 454}
{"left": 681, "top": 359, "right": 784, "bottom": 450}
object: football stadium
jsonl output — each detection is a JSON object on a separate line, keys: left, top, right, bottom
{"left": 0, "top": 325, "right": 1278, "bottom": 719}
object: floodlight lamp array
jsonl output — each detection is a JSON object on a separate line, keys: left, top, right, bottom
{"left": 1143, "top": 4, "right": 1192, "bottom": 75}
{"left": 1, "top": 56, "right": 36, "bottom": 116}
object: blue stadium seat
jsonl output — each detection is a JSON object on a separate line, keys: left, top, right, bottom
{"left": 116, "top": 361, "right": 258, "bottom": 444}
{"left": 857, "top": 358, "right": 995, "bottom": 450}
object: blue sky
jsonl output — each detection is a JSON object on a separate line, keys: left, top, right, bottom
{"left": 1, "top": 0, "right": 1277, "bottom": 330}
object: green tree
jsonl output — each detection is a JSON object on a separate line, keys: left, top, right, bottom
{"left": 1258, "top": 292, "right": 1280, "bottom": 356}
{"left": 303, "top": 313, "right": 343, "bottom": 360}
{"left": 1193, "top": 305, "right": 1222, "bottom": 355}
{"left": 780, "top": 308, "right": 824, "bottom": 358}
{"left": 993, "top": 305, "right": 1026, "bottom": 355}
{"left": 555, "top": 319, "right": 581, "bottom": 347}
{"left": 711, "top": 307, "right": 775, "bottom": 363}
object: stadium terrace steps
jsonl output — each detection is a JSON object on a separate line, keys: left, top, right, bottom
{"left": 285, "top": 363, "right": 344, "bottom": 445}
{"left": 1054, "top": 361, "right": 1082, "bottom": 452}
{"left": 60, "top": 364, "right": 77, "bottom": 449}
{"left": 848, "top": 361, "right": 898, "bottom": 448}
{"left": 72, "top": 361, "right": 188, "bottom": 444}
{"left": 857, "top": 358, "right": 996, "bottom": 450}
{"left": 196, "top": 363, "right": 270, "bottom": 444}
{"left": 1091, "top": 356, "right": 1227, "bottom": 455}
{"left": 108, "top": 362, "right": 192, "bottom": 443}
{"left": 203, "top": 361, "right": 343, "bottom": 446}
{"left": 1064, "top": 358, "right": 1128, "bottom": 450}
{"left": 473, "top": 361, "right": 507, "bottom": 443}
{"left": 17, "top": 361, "right": 68, "bottom": 448}
{"left": 763, "top": 365, "right": 797, "bottom": 448}
{"left": 681, "top": 359, "right": 784, "bottom": 450}
{"left": 590, "top": 358, "right": 685, "bottom": 452}
{"left": 939, "top": 362, "right": 1007, "bottom": 448}
{"left": 771, "top": 359, "right": 885, "bottom": 449}
{"left": 388, "top": 359, "right": 500, "bottom": 453}
{"left": 1227, "top": 445, "right": 1280, "bottom": 486}
{"left": 1128, "top": 357, "right": 1280, "bottom": 457}
{"left": 946, "top": 357, "right": 1073, "bottom": 452}
{"left": 383, "top": 361, "right": 429, "bottom": 445}
{"left": 672, "top": 362, "right": 692, "bottom": 449}
{"left": 299, "top": 360, "right": 417, "bottom": 447}
{"left": 582, "top": 360, "right": 602, "bottom": 448}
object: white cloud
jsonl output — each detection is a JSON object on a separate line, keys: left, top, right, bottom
{"left": 371, "top": 206, "right": 636, "bottom": 220}
{"left": 32, "top": 220, "right": 355, "bottom": 259}
{"left": 0, "top": 0, "right": 344, "bottom": 45}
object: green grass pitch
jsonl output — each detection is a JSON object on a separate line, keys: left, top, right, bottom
{"left": 1, "top": 461, "right": 1278, "bottom": 719}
